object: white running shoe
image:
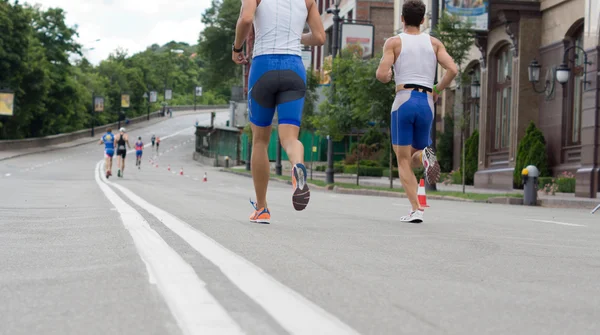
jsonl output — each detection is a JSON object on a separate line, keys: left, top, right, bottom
{"left": 422, "top": 147, "right": 441, "bottom": 185}
{"left": 400, "top": 209, "right": 424, "bottom": 223}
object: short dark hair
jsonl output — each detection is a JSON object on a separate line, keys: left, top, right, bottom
{"left": 107, "top": 128, "right": 112, "bottom": 132}
{"left": 402, "top": 0, "right": 426, "bottom": 27}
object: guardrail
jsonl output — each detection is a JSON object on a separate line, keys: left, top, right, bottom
{"left": 0, "top": 105, "right": 229, "bottom": 151}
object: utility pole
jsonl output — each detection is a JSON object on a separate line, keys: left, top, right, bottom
{"left": 427, "top": 0, "right": 440, "bottom": 192}
{"left": 325, "top": 0, "right": 341, "bottom": 185}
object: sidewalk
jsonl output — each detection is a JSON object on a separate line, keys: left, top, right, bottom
{"left": 230, "top": 166, "right": 600, "bottom": 210}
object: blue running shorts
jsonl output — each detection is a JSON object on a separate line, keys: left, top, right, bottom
{"left": 105, "top": 149, "right": 114, "bottom": 158}
{"left": 248, "top": 54, "right": 306, "bottom": 127}
{"left": 390, "top": 90, "right": 434, "bottom": 150}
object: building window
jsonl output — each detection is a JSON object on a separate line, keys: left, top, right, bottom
{"left": 463, "top": 65, "right": 481, "bottom": 136}
{"left": 492, "top": 45, "right": 512, "bottom": 151}
{"left": 568, "top": 28, "right": 584, "bottom": 145}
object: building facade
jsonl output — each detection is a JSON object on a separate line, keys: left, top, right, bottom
{"left": 418, "top": 0, "right": 600, "bottom": 198}
{"left": 310, "top": 0, "right": 395, "bottom": 76}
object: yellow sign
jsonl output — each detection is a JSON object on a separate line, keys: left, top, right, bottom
{"left": 312, "top": 146, "right": 317, "bottom": 153}
{"left": 121, "top": 94, "right": 130, "bottom": 108}
{"left": 0, "top": 92, "right": 15, "bottom": 116}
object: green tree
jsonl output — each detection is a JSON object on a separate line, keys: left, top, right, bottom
{"left": 437, "top": 113, "right": 454, "bottom": 172}
{"left": 433, "top": 12, "right": 475, "bottom": 192}
{"left": 197, "top": 0, "right": 240, "bottom": 95}
{"left": 513, "top": 122, "right": 549, "bottom": 188}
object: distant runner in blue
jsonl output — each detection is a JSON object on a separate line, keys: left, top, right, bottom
{"left": 98, "top": 127, "right": 115, "bottom": 178}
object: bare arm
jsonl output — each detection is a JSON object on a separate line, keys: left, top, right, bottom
{"left": 233, "top": 0, "right": 257, "bottom": 50}
{"left": 432, "top": 37, "right": 458, "bottom": 92}
{"left": 376, "top": 37, "right": 399, "bottom": 83}
{"left": 301, "top": 0, "right": 325, "bottom": 46}
{"left": 126, "top": 135, "right": 131, "bottom": 149}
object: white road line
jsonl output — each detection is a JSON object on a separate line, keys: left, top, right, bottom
{"left": 94, "top": 161, "right": 244, "bottom": 335}
{"left": 525, "top": 219, "right": 586, "bottom": 227}
{"left": 106, "top": 181, "right": 360, "bottom": 335}
{"left": 4, "top": 173, "right": 11, "bottom": 177}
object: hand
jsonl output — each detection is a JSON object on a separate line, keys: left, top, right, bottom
{"left": 386, "top": 68, "right": 393, "bottom": 82}
{"left": 433, "top": 92, "right": 439, "bottom": 103}
{"left": 232, "top": 51, "right": 248, "bottom": 65}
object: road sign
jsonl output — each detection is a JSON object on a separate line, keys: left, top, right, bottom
{"left": 195, "top": 86, "right": 203, "bottom": 97}
{"left": 0, "top": 90, "right": 15, "bottom": 116}
{"left": 165, "top": 89, "right": 172, "bottom": 100}
{"left": 121, "top": 94, "right": 130, "bottom": 108}
{"left": 150, "top": 91, "right": 157, "bottom": 103}
{"left": 94, "top": 97, "right": 104, "bottom": 112}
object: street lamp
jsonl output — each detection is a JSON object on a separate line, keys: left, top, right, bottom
{"left": 325, "top": 0, "right": 342, "bottom": 185}
{"left": 528, "top": 45, "right": 592, "bottom": 98}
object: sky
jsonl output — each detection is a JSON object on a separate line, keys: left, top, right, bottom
{"left": 26, "top": 0, "right": 213, "bottom": 64}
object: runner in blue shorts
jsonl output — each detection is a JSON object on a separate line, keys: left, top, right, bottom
{"left": 376, "top": 0, "right": 458, "bottom": 223}
{"left": 98, "top": 128, "right": 115, "bottom": 178}
{"left": 232, "top": 0, "right": 325, "bottom": 223}
{"left": 135, "top": 137, "right": 144, "bottom": 169}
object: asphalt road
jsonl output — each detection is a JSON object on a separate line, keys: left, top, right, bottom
{"left": 1, "top": 112, "right": 599, "bottom": 335}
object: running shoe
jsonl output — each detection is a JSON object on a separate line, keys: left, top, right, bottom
{"left": 249, "top": 199, "right": 270, "bottom": 224}
{"left": 400, "top": 209, "right": 424, "bottom": 223}
{"left": 421, "top": 147, "right": 441, "bottom": 185}
{"left": 117, "top": 169, "right": 121, "bottom": 178}
{"left": 291, "top": 163, "right": 310, "bottom": 211}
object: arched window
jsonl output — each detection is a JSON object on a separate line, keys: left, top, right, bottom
{"left": 492, "top": 45, "right": 512, "bottom": 151}
{"left": 566, "top": 26, "right": 584, "bottom": 145}
{"left": 463, "top": 64, "right": 481, "bottom": 136}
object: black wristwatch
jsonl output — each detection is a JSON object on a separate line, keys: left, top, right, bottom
{"left": 232, "top": 43, "right": 243, "bottom": 53}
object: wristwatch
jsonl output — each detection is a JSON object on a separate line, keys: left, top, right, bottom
{"left": 232, "top": 43, "right": 243, "bottom": 53}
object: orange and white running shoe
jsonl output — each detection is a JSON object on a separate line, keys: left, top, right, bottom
{"left": 249, "top": 199, "right": 271, "bottom": 224}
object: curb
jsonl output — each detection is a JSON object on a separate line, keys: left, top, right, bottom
{"left": 220, "top": 169, "right": 478, "bottom": 202}
{"left": 221, "top": 169, "right": 330, "bottom": 191}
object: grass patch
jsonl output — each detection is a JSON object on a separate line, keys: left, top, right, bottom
{"left": 225, "top": 168, "right": 523, "bottom": 202}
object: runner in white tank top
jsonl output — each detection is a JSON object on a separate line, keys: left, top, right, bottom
{"left": 232, "top": 0, "right": 325, "bottom": 223}
{"left": 376, "top": 0, "right": 458, "bottom": 223}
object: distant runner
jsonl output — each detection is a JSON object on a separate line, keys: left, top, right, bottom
{"left": 98, "top": 128, "right": 115, "bottom": 178}
{"left": 156, "top": 136, "right": 160, "bottom": 153}
{"left": 151, "top": 135, "right": 156, "bottom": 148}
{"left": 115, "top": 127, "right": 131, "bottom": 178}
{"left": 135, "top": 137, "right": 144, "bottom": 169}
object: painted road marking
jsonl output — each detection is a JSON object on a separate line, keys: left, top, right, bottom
{"left": 4, "top": 173, "right": 11, "bottom": 177}
{"left": 94, "top": 161, "right": 244, "bottom": 335}
{"left": 107, "top": 180, "right": 361, "bottom": 335}
{"left": 526, "top": 219, "right": 586, "bottom": 227}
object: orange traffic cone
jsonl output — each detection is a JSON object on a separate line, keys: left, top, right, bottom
{"left": 203, "top": 172, "right": 207, "bottom": 182}
{"left": 418, "top": 179, "right": 429, "bottom": 208}
{"left": 180, "top": 167, "right": 184, "bottom": 176}
{"left": 168, "top": 165, "right": 171, "bottom": 171}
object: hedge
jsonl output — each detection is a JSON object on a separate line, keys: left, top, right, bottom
{"left": 343, "top": 166, "right": 384, "bottom": 177}
{"left": 382, "top": 167, "right": 425, "bottom": 179}
{"left": 538, "top": 177, "right": 576, "bottom": 193}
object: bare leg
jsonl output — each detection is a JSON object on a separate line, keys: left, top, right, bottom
{"left": 251, "top": 124, "right": 272, "bottom": 209}
{"left": 278, "top": 124, "right": 304, "bottom": 166}
{"left": 394, "top": 145, "right": 421, "bottom": 211}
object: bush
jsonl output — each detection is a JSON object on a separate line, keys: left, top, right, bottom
{"left": 538, "top": 172, "right": 575, "bottom": 193}
{"left": 343, "top": 165, "right": 384, "bottom": 177}
{"left": 514, "top": 122, "right": 550, "bottom": 188}
{"left": 459, "top": 130, "right": 479, "bottom": 185}
{"left": 382, "top": 167, "right": 425, "bottom": 179}
{"left": 315, "top": 162, "right": 344, "bottom": 173}
{"left": 437, "top": 114, "right": 454, "bottom": 173}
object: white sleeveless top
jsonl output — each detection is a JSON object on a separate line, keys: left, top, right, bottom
{"left": 393, "top": 33, "right": 437, "bottom": 89}
{"left": 253, "top": 0, "right": 307, "bottom": 58}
